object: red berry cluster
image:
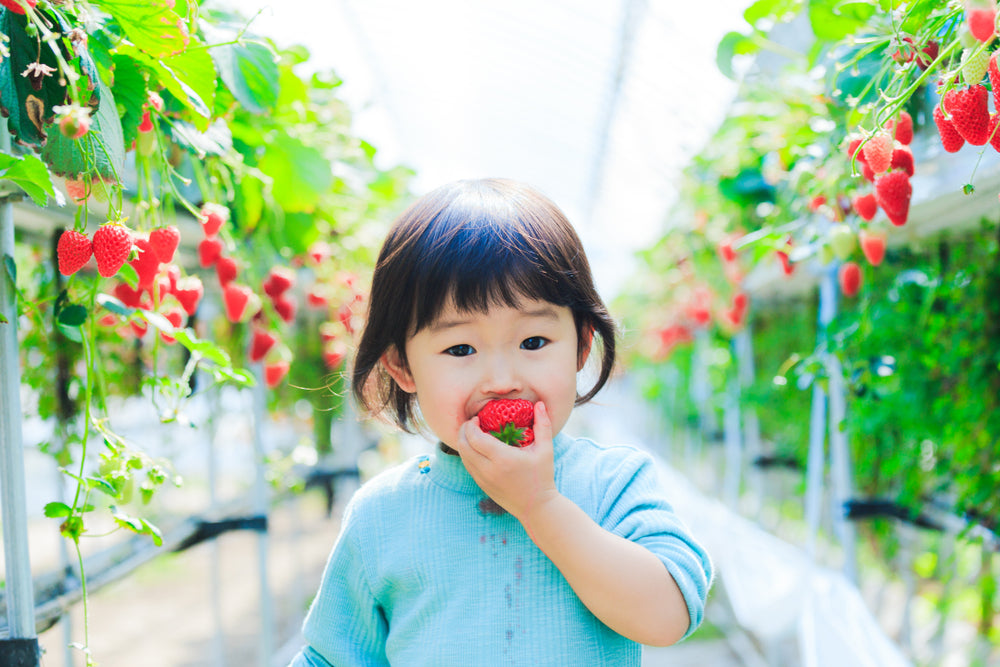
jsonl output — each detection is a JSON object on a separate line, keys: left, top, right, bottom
{"left": 846, "top": 109, "right": 914, "bottom": 228}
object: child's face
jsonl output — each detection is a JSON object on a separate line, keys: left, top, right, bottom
{"left": 383, "top": 297, "right": 590, "bottom": 449}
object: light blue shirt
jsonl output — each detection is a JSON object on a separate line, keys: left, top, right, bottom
{"left": 289, "top": 432, "right": 713, "bottom": 666}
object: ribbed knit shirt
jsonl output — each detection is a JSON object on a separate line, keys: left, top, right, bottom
{"left": 289, "top": 432, "right": 713, "bottom": 666}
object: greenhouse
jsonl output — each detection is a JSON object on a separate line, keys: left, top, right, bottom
{"left": 1, "top": 1, "right": 998, "bottom": 666}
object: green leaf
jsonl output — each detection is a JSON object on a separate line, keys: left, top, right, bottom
{"left": 110, "top": 505, "right": 144, "bottom": 532}
{"left": 807, "top": 0, "right": 875, "bottom": 42}
{"left": 0, "top": 8, "right": 71, "bottom": 147}
{"left": 258, "top": 135, "right": 332, "bottom": 212}
{"left": 717, "top": 32, "right": 758, "bottom": 80}
{"left": 41, "top": 76, "right": 126, "bottom": 179}
{"left": 114, "top": 43, "right": 216, "bottom": 128}
{"left": 743, "top": 0, "right": 802, "bottom": 27}
{"left": 172, "top": 328, "right": 231, "bottom": 366}
{"left": 57, "top": 303, "right": 88, "bottom": 327}
{"left": 141, "top": 518, "right": 163, "bottom": 546}
{"left": 110, "top": 54, "right": 147, "bottom": 153}
{"left": 212, "top": 41, "right": 280, "bottom": 114}
{"left": 170, "top": 119, "right": 232, "bottom": 157}
{"left": 93, "top": 0, "right": 191, "bottom": 58}
{"left": 160, "top": 45, "right": 217, "bottom": 123}
{"left": 96, "top": 292, "right": 131, "bottom": 316}
{"left": 85, "top": 475, "right": 119, "bottom": 496}
{"left": 57, "top": 323, "right": 83, "bottom": 343}
{"left": 235, "top": 172, "right": 265, "bottom": 228}
{"left": 44, "top": 501, "right": 73, "bottom": 518}
{"left": 0, "top": 153, "right": 56, "bottom": 206}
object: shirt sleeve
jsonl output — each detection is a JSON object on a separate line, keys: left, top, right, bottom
{"left": 594, "top": 448, "right": 714, "bottom": 641}
{"left": 295, "top": 499, "right": 390, "bottom": 666}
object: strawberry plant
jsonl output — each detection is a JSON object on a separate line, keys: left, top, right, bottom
{"left": 617, "top": 0, "right": 1000, "bottom": 659}
{"left": 1, "top": 1, "right": 413, "bottom": 663}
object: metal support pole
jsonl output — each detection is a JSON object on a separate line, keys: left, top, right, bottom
{"left": 250, "top": 375, "right": 274, "bottom": 667}
{"left": 722, "top": 354, "right": 742, "bottom": 508}
{"left": 0, "top": 119, "right": 40, "bottom": 665}
{"left": 804, "top": 266, "right": 837, "bottom": 559}
{"left": 735, "top": 327, "right": 763, "bottom": 515}
{"left": 206, "top": 388, "right": 226, "bottom": 667}
{"left": 827, "top": 350, "right": 858, "bottom": 583}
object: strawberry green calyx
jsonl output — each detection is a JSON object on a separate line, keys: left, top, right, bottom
{"left": 478, "top": 398, "right": 535, "bottom": 447}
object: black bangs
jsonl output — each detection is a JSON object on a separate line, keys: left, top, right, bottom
{"left": 408, "top": 210, "right": 574, "bottom": 334}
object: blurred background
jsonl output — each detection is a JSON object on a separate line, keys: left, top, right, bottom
{"left": 1, "top": 1, "right": 999, "bottom": 666}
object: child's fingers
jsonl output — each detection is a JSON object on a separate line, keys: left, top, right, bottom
{"left": 532, "top": 401, "right": 551, "bottom": 445}
{"left": 458, "top": 418, "right": 500, "bottom": 461}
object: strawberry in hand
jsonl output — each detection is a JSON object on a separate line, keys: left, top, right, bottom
{"left": 478, "top": 399, "right": 535, "bottom": 447}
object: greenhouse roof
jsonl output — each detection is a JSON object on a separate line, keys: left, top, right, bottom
{"left": 226, "top": 0, "right": 747, "bottom": 295}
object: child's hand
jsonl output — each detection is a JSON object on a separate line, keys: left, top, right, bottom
{"left": 456, "top": 401, "right": 560, "bottom": 522}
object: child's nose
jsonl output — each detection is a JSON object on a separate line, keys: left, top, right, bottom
{"left": 480, "top": 354, "right": 522, "bottom": 395}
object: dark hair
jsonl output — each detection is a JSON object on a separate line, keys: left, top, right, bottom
{"left": 352, "top": 178, "right": 617, "bottom": 431}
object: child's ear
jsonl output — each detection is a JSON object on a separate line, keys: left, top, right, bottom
{"left": 577, "top": 326, "right": 594, "bottom": 371}
{"left": 382, "top": 346, "right": 417, "bottom": 393}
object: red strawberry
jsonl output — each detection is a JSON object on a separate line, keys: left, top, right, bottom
{"left": 307, "top": 241, "right": 331, "bottom": 265}
{"left": 198, "top": 237, "right": 224, "bottom": 268}
{"left": 846, "top": 137, "right": 867, "bottom": 164}
{"left": 57, "top": 230, "right": 93, "bottom": 276}
{"left": 59, "top": 112, "right": 90, "bottom": 140}
{"left": 892, "top": 36, "right": 915, "bottom": 64}
{"left": 129, "top": 237, "right": 161, "bottom": 290}
{"left": 250, "top": 329, "right": 278, "bottom": 362}
{"left": 0, "top": 0, "right": 37, "bottom": 15}
{"left": 263, "top": 267, "right": 295, "bottom": 298}
{"left": 944, "top": 85, "right": 990, "bottom": 145}
{"left": 989, "top": 52, "right": 1000, "bottom": 110}
{"left": 113, "top": 282, "right": 144, "bottom": 308}
{"left": 838, "top": 262, "right": 862, "bottom": 297}
{"left": 890, "top": 146, "right": 914, "bottom": 176}
{"left": 885, "top": 111, "right": 913, "bottom": 145}
{"left": 163, "top": 264, "right": 181, "bottom": 293}
{"left": 732, "top": 292, "right": 749, "bottom": 316}
{"left": 989, "top": 113, "right": 1000, "bottom": 151}
{"left": 858, "top": 230, "right": 887, "bottom": 266}
{"left": 65, "top": 178, "right": 88, "bottom": 202}
{"left": 917, "top": 41, "right": 939, "bottom": 70}
{"left": 861, "top": 160, "right": 876, "bottom": 183}
{"left": 323, "top": 341, "right": 348, "bottom": 369}
{"left": 862, "top": 131, "right": 894, "bottom": 173}
{"left": 717, "top": 240, "right": 737, "bottom": 263}
{"left": 130, "top": 319, "right": 148, "bottom": 337}
{"left": 273, "top": 294, "right": 297, "bottom": 323}
{"left": 173, "top": 276, "right": 204, "bottom": 316}
{"left": 477, "top": 399, "right": 535, "bottom": 447}
{"left": 160, "top": 306, "right": 185, "bottom": 344}
{"left": 149, "top": 226, "right": 180, "bottom": 263}
{"left": 199, "top": 203, "right": 228, "bottom": 237}
{"left": 776, "top": 250, "right": 794, "bottom": 276}
{"left": 92, "top": 223, "right": 133, "bottom": 278}
{"left": 968, "top": 6, "right": 996, "bottom": 42}
{"left": 216, "top": 256, "right": 239, "bottom": 287}
{"left": 874, "top": 171, "right": 912, "bottom": 226}
{"left": 853, "top": 193, "right": 879, "bottom": 221}
{"left": 223, "top": 283, "right": 253, "bottom": 322}
{"left": 933, "top": 106, "right": 966, "bottom": 152}
{"left": 307, "top": 289, "right": 328, "bottom": 308}
{"left": 264, "top": 360, "right": 290, "bottom": 388}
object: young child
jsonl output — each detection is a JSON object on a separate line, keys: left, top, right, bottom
{"left": 289, "top": 178, "right": 713, "bottom": 666}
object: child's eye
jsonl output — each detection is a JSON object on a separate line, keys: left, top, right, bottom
{"left": 444, "top": 344, "right": 475, "bottom": 357}
{"left": 520, "top": 336, "right": 548, "bottom": 351}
